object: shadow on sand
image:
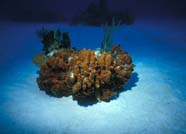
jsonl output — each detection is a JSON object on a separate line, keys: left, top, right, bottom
{"left": 124, "top": 72, "right": 139, "bottom": 91}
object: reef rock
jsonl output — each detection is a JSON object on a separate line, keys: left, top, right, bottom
{"left": 36, "top": 45, "right": 133, "bottom": 101}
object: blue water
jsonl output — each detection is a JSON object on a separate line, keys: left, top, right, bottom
{"left": 0, "top": 19, "right": 186, "bottom": 134}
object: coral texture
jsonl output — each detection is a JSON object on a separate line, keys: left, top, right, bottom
{"left": 32, "top": 53, "right": 47, "bottom": 67}
{"left": 36, "top": 45, "right": 133, "bottom": 101}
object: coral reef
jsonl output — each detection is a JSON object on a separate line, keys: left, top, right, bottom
{"left": 36, "top": 45, "right": 133, "bottom": 101}
{"left": 33, "top": 28, "right": 133, "bottom": 103}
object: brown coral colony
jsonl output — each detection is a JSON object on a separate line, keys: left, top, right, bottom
{"left": 33, "top": 28, "right": 133, "bottom": 102}
{"left": 36, "top": 45, "right": 133, "bottom": 101}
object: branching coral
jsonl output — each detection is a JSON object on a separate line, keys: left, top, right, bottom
{"left": 37, "top": 28, "right": 71, "bottom": 55}
{"left": 36, "top": 45, "right": 133, "bottom": 101}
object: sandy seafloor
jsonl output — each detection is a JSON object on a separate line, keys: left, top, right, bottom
{"left": 0, "top": 19, "right": 186, "bottom": 134}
